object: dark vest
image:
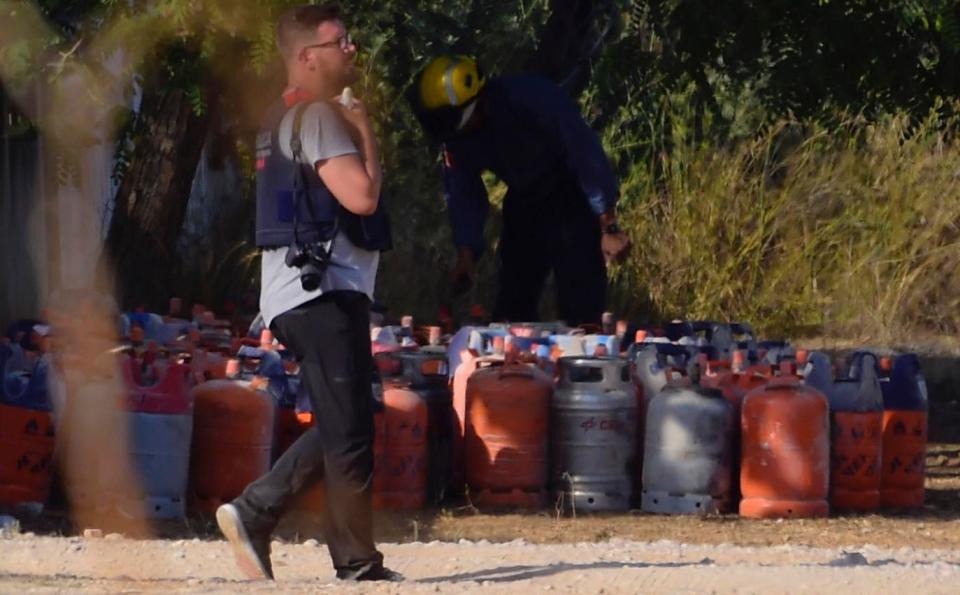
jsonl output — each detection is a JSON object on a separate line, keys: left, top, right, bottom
{"left": 255, "top": 96, "right": 391, "bottom": 251}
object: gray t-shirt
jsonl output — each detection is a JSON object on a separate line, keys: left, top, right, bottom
{"left": 259, "top": 101, "right": 379, "bottom": 328}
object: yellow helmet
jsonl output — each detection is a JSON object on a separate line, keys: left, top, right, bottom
{"left": 410, "top": 56, "right": 485, "bottom": 140}
{"left": 417, "top": 55, "right": 485, "bottom": 110}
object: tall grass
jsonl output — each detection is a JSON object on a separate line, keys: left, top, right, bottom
{"left": 610, "top": 104, "right": 960, "bottom": 341}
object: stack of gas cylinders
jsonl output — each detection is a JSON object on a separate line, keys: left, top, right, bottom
{"left": 0, "top": 302, "right": 930, "bottom": 521}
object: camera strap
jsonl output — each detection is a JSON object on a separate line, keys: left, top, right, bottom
{"left": 289, "top": 101, "right": 337, "bottom": 256}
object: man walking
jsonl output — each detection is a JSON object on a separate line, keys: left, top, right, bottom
{"left": 410, "top": 55, "right": 630, "bottom": 326}
{"left": 216, "top": 4, "right": 397, "bottom": 582}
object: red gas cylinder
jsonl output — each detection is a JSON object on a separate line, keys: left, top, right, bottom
{"left": 740, "top": 376, "right": 830, "bottom": 518}
{"left": 373, "top": 358, "right": 429, "bottom": 511}
{"left": 188, "top": 378, "right": 275, "bottom": 512}
{"left": 880, "top": 354, "right": 927, "bottom": 509}
{"left": 465, "top": 361, "right": 553, "bottom": 508}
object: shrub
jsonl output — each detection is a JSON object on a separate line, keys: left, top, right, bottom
{"left": 611, "top": 103, "right": 960, "bottom": 341}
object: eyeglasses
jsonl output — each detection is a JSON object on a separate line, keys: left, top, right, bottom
{"left": 301, "top": 32, "right": 354, "bottom": 55}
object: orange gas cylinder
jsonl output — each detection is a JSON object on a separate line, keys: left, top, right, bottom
{"left": 464, "top": 361, "right": 553, "bottom": 508}
{"left": 368, "top": 409, "right": 388, "bottom": 509}
{"left": 450, "top": 349, "right": 475, "bottom": 495}
{"left": 0, "top": 349, "right": 55, "bottom": 506}
{"left": 714, "top": 358, "right": 796, "bottom": 508}
{"left": 189, "top": 349, "right": 227, "bottom": 383}
{"left": 701, "top": 352, "right": 751, "bottom": 506}
{"left": 711, "top": 354, "right": 801, "bottom": 396}
{"left": 702, "top": 353, "right": 747, "bottom": 407}
{"left": 0, "top": 405, "right": 55, "bottom": 506}
{"left": 274, "top": 407, "right": 302, "bottom": 458}
{"left": 277, "top": 405, "right": 391, "bottom": 513}
{"left": 736, "top": 368, "right": 776, "bottom": 393}
{"left": 807, "top": 352, "right": 884, "bottom": 512}
{"left": 740, "top": 376, "right": 829, "bottom": 518}
{"left": 372, "top": 360, "right": 429, "bottom": 511}
{"left": 880, "top": 354, "right": 927, "bottom": 509}
{"left": 831, "top": 411, "right": 883, "bottom": 511}
{"left": 451, "top": 352, "right": 502, "bottom": 497}
{"left": 189, "top": 379, "right": 275, "bottom": 512}
{"left": 281, "top": 408, "right": 391, "bottom": 514}
{"left": 279, "top": 412, "right": 327, "bottom": 513}
{"left": 702, "top": 352, "right": 784, "bottom": 405}
{"left": 373, "top": 348, "right": 403, "bottom": 376}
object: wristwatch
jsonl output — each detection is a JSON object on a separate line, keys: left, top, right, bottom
{"left": 602, "top": 221, "right": 622, "bottom": 235}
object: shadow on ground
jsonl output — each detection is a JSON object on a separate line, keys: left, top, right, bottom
{"left": 419, "top": 560, "right": 710, "bottom": 584}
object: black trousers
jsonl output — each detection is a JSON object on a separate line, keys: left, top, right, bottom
{"left": 235, "top": 290, "right": 382, "bottom": 573}
{"left": 493, "top": 185, "right": 607, "bottom": 327}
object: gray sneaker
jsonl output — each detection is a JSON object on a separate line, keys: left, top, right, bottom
{"left": 216, "top": 503, "right": 274, "bottom": 580}
{"left": 337, "top": 562, "right": 405, "bottom": 582}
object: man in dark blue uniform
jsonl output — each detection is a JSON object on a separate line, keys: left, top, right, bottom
{"left": 411, "top": 56, "right": 630, "bottom": 326}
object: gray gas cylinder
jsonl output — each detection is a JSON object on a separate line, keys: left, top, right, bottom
{"left": 127, "top": 411, "right": 193, "bottom": 519}
{"left": 804, "top": 351, "right": 883, "bottom": 413}
{"left": 551, "top": 357, "right": 637, "bottom": 512}
{"left": 641, "top": 372, "right": 735, "bottom": 514}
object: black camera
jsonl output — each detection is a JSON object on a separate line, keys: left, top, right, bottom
{"left": 285, "top": 240, "right": 333, "bottom": 291}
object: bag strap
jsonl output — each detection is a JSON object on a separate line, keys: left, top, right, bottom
{"left": 289, "top": 101, "right": 338, "bottom": 248}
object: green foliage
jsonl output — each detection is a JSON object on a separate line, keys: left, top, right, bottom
{"left": 187, "top": 84, "right": 206, "bottom": 116}
{"left": 110, "top": 105, "right": 136, "bottom": 185}
{"left": 587, "top": 1, "right": 960, "bottom": 338}
{"left": 9, "top": 0, "right": 960, "bottom": 335}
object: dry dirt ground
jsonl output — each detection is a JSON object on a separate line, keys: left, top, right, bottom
{"left": 3, "top": 534, "right": 960, "bottom": 594}
{"left": 1, "top": 443, "right": 959, "bottom": 593}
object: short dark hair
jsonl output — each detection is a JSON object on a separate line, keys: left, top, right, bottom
{"left": 276, "top": 4, "right": 342, "bottom": 61}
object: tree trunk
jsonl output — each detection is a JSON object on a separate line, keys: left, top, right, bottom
{"left": 103, "top": 85, "right": 212, "bottom": 311}
{"left": 526, "top": 0, "right": 619, "bottom": 97}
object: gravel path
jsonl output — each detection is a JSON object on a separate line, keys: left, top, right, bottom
{"left": 2, "top": 533, "right": 959, "bottom": 593}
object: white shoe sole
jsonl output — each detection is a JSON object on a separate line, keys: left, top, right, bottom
{"left": 216, "top": 504, "right": 272, "bottom": 580}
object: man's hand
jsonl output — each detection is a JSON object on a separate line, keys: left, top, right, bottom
{"left": 599, "top": 210, "right": 630, "bottom": 266}
{"left": 334, "top": 96, "right": 376, "bottom": 150}
{"left": 451, "top": 246, "right": 476, "bottom": 296}
{"left": 321, "top": 94, "right": 382, "bottom": 215}
{"left": 601, "top": 231, "right": 631, "bottom": 265}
